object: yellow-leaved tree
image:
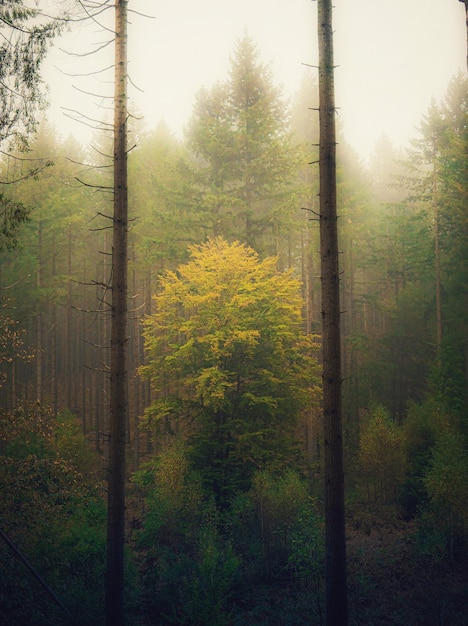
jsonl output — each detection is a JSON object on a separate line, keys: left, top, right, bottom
{"left": 140, "top": 237, "right": 320, "bottom": 504}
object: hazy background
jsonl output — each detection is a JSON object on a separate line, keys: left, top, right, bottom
{"left": 44, "top": 0, "right": 467, "bottom": 161}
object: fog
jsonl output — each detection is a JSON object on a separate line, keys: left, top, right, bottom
{"left": 44, "top": 0, "right": 466, "bottom": 161}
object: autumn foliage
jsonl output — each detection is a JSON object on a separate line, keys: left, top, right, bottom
{"left": 141, "top": 237, "right": 320, "bottom": 503}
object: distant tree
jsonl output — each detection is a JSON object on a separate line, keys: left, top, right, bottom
{"left": 0, "top": 125, "right": 100, "bottom": 414}
{"left": 397, "top": 75, "right": 468, "bottom": 413}
{"left": 187, "top": 35, "right": 300, "bottom": 255}
{"left": 358, "top": 405, "right": 406, "bottom": 504}
{"left": 0, "top": 402, "right": 105, "bottom": 624}
{"left": 0, "top": 302, "right": 32, "bottom": 391}
{"left": 423, "top": 429, "right": 468, "bottom": 558}
{"left": 141, "top": 237, "right": 320, "bottom": 505}
{"left": 0, "top": 2, "right": 65, "bottom": 248}
{"left": 129, "top": 123, "right": 201, "bottom": 271}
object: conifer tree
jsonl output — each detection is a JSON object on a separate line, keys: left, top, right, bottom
{"left": 187, "top": 35, "right": 299, "bottom": 254}
{"left": 0, "top": 2, "right": 66, "bottom": 249}
{"left": 0, "top": 2, "right": 64, "bottom": 147}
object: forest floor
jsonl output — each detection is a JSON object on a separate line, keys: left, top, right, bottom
{"left": 225, "top": 520, "right": 468, "bottom": 626}
{"left": 346, "top": 519, "right": 467, "bottom": 626}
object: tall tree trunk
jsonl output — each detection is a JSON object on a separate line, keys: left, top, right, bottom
{"left": 105, "top": 1, "right": 128, "bottom": 625}
{"left": 462, "top": 0, "right": 468, "bottom": 71}
{"left": 36, "top": 218, "right": 43, "bottom": 402}
{"left": 317, "top": 1, "right": 348, "bottom": 624}
{"left": 433, "top": 157, "right": 442, "bottom": 359}
{"left": 66, "top": 225, "right": 73, "bottom": 410}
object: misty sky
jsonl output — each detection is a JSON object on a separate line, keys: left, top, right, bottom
{"left": 44, "top": 0, "right": 466, "bottom": 162}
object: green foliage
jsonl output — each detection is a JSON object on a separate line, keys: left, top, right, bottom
{"left": 400, "top": 401, "right": 438, "bottom": 517}
{"left": 358, "top": 405, "right": 406, "bottom": 505}
{"left": 0, "top": 2, "right": 65, "bottom": 147}
{"left": 134, "top": 440, "right": 204, "bottom": 547}
{"left": 401, "top": 398, "right": 463, "bottom": 519}
{"left": 54, "top": 409, "right": 98, "bottom": 475}
{"left": 0, "top": 194, "right": 30, "bottom": 251}
{"left": 135, "top": 442, "right": 240, "bottom": 625}
{"left": 135, "top": 459, "right": 326, "bottom": 625}
{"left": 225, "top": 469, "right": 320, "bottom": 583}
{"left": 141, "top": 237, "right": 320, "bottom": 504}
{"left": 247, "top": 470, "right": 318, "bottom": 577}
{"left": 0, "top": 402, "right": 106, "bottom": 625}
{"left": 129, "top": 123, "right": 202, "bottom": 271}
{"left": 0, "top": 304, "right": 32, "bottom": 388}
{"left": 421, "top": 429, "right": 468, "bottom": 557}
{"left": 429, "top": 335, "right": 468, "bottom": 419}
{"left": 186, "top": 34, "right": 301, "bottom": 254}
{"left": 173, "top": 521, "right": 240, "bottom": 626}
{"left": 287, "top": 506, "right": 325, "bottom": 622}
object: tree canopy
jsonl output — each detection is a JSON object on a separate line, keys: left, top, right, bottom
{"left": 186, "top": 35, "right": 300, "bottom": 253}
{"left": 0, "top": 2, "right": 64, "bottom": 148}
{"left": 141, "top": 237, "right": 320, "bottom": 503}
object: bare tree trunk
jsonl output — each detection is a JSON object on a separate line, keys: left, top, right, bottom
{"left": 36, "top": 218, "right": 43, "bottom": 402}
{"left": 105, "top": 1, "right": 128, "bottom": 625}
{"left": 433, "top": 158, "right": 443, "bottom": 359}
{"left": 317, "top": 1, "right": 348, "bottom": 624}
{"left": 66, "top": 226, "right": 73, "bottom": 410}
{"left": 466, "top": 0, "right": 468, "bottom": 71}
{"left": 462, "top": 0, "right": 468, "bottom": 71}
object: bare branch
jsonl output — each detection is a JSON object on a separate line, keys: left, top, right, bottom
{"left": 74, "top": 177, "right": 113, "bottom": 190}
{"left": 72, "top": 84, "right": 113, "bottom": 99}
{"left": 90, "top": 145, "right": 113, "bottom": 160}
{"left": 0, "top": 164, "right": 52, "bottom": 185}
{"left": 128, "top": 9, "right": 156, "bottom": 19}
{"left": 76, "top": 0, "right": 116, "bottom": 34}
{"left": 89, "top": 212, "right": 114, "bottom": 223}
{"left": 0, "top": 151, "right": 49, "bottom": 162}
{"left": 0, "top": 274, "right": 32, "bottom": 290}
{"left": 127, "top": 73, "right": 144, "bottom": 93}
{"left": 59, "top": 39, "right": 113, "bottom": 57}
{"left": 62, "top": 111, "right": 113, "bottom": 133}
{"left": 62, "top": 107, "right": 113, "bottom": 127}
{"left": 55, "top": 64, "right": 114, "bottom": 78}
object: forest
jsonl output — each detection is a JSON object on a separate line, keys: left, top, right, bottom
{"left": 0, "top": 7, "right": 467, "bottom": 625}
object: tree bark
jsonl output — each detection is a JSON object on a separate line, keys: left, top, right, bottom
{"left": 433, "top": 157, "right": 442, "bottom": 359}
{"left": 317, "top": 1, "right": 348, "bottom": 624}
{"left": 105, "top": 1, "right": 128, "bottom": 625}
{"left": 462, "top": 0, "right": 468, "bottom": 71}
{"left": 36, "top": 218, "right": 43, "bottom": 403}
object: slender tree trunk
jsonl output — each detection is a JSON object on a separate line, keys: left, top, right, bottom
{"left": 105, "top": 1, "right": 128, "bottom": 625}
{"left": 463, "top": 0, "right": 468, "bottom": 71}
{"left": 66, "top": 226, "right": 73, "bottom": 410}
{"left": 36, "top": 219, "right": 43, "bottom": 402}
{"left": 317, "top": 1, "right": 348, "bottom": 624}
{"left": 433, "top": 157, "right": 442, "bottom": 359}
{"left": 51, "top": 235, "right": 58, "bottom": 414}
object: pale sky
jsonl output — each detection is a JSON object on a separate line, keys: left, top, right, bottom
{"left": 44, "top": 0, "right": 466, "bottom": 162}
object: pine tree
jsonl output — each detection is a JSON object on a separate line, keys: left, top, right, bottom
{"left": 187, "top": 35, "right": 299, "bottom": 255}
{"left": 0, "top": 2, "right": 64, "bottom": 147}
